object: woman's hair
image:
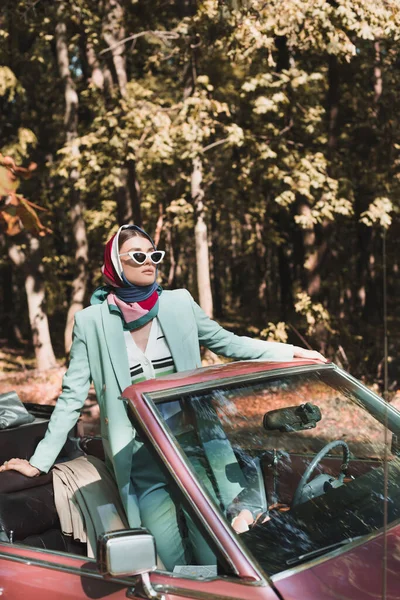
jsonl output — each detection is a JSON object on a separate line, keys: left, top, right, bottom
{"left": 118, "top": 228, "right": 151, "bottom": 250}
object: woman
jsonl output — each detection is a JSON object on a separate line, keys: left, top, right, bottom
{"left": 0, "top": 224, "right": 325, "bottom": 568}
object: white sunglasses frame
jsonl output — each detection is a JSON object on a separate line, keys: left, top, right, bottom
{"left": 118, "top": 250, "right": 165, "bottom": 265}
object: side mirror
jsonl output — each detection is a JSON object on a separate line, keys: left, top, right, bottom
{"left": 97, "top": 528, "right": 157, "bottom": 577}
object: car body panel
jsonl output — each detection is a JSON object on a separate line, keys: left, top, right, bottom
{"left": 0, "top": 543, "right": 130, "bottom": 599}
{"left": 124, "top": 373, "right": 265, "bottom": 581}
{"left": 150, "top": 574, "right": 281, "bottom": 600}
{"left": 1, "top": 359, "right": 398, "bottom": 600}
{"left": 122, "top": 360, "right": 399, "bottom": 599}
{"left": 273, "top": 524, "right": 400, "bottom": 600}
{"left": 0, "top": 542, "right": 281, "bottom": 600}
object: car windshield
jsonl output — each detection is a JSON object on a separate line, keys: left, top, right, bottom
{"left": 154, "top": 365, "right": 400, "bottom": 576}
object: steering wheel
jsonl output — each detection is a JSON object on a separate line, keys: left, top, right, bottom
{"left": 292, "top": 440, "right": 350, "bottom": 508}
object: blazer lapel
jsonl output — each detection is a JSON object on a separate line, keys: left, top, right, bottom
{"left": 158, "top": 293, "right": 186, "bottom": 372}
{"left": 100, "top": 301, "right": 131, "bottom": 392}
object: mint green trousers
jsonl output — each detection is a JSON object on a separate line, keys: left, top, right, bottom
{"left": 131, "top": 442, "right": 216, "bottom": 571}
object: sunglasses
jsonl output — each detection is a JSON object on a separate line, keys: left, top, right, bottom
{"left": 119, "top": 250, "right": 165, "bottom": 265}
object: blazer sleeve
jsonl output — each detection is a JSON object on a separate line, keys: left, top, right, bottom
{"left": 29, "top": 314, "right": 92, "bottom": 473}
{"left": 187, "top": 291, "right": 294, "bottom": 361}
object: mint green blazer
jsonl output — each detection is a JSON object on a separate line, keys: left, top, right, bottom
{"left": 30, "top": 289, "right": 293, "bottom": 527}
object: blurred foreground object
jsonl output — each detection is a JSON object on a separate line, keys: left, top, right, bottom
{"left": 0, "top": 154, "right": 51, "bottom": 236}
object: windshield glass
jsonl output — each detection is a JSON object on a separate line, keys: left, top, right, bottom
{"left": 155, "top": 366, "right": 400, "bottom": 575}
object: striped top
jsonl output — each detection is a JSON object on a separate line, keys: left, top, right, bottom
{"left": 124, "top": 318, "right": 176, "bottom": 384}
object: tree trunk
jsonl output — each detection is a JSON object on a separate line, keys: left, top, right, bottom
{"left": 296, "top": 54, "right": 340, "bottom": 306}
{"left": 356, "top": 42, "right": 382, "bottom": 318}
{"left": 278, "top": 244, "right": 293, "bottom": 320}
{"left": 211, "top": 207, "right": 222, "bottom": 318}
{"left": 166, "top": 225, "right": 176, "bottom": 288}
{"left": 275, "top": 210, "right": 294, "bottom": 319}
{"left": 86, "top": 39, "right": 105, "bottom": 90}
{"left": 255, "top": 220, "right": 267, "bottom": 317}
{"left": 373, "top": 41, "right": 382, "bottom": 115}
{"left": 102, "top": 0, "right": 128, "bottom": 96}
{"left": 192, "top": 156, "right": 213, "bottom": 318}
{"left": 64, "top": 202, "right": 89, "bottom": 354}
{"left": 85, "top": 36, "right": 114, "bottom": 96}
{"left": 102, "top": 0, "right": 142, "bottom": 226}
{"left": 1, "top": 260, "right": 14, "bottom": 342}
{"left": 229, "top": 220, "right": 241, "bottom": 310}
{"left": 0, "top": 259, "right": 27, "bottom": 345}
{"left": 361, "top": 41, "right": 382, "bottom": 322}
{"left": 238, "top": 212, "right": 253, "bottom": 310}
{"left": 114, "top": 159, "right": 142, "bottom": 226}
{"left": 154, "top": 202, "right": 164, "bottom": 247}
{"left": 55, "top": 17, "right": 78, "bottom": 141}
{"left": 1, "top": 238, "right": 26, "bottom": 344}
{"left": 55, "top": 9, "right": 89, "bottom": 354}
{"left": 327, "top": 55, "right": 339, "bottom": 154}
{"left": 8, "top": 237, "right": 57, "bottom": 370}
{"left": 298, "top": 202, "right": 328, "bottom": 299}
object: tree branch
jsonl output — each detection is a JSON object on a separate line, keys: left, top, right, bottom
{"left": 99, "top": 30, "right": 179, "bottom": 55}
{"left": 202, "top": 138, "right": 229, "bottom": 153}
{"left": 287, "top": 323, "right": 313, "bottom": 350}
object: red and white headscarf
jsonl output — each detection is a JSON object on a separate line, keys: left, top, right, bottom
{"left": 91, "top": 225, "right": 162, "bottom": 331}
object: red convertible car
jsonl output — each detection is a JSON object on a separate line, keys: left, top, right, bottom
{"left": 1, "top": 359, "right": 400, "bottom": 599}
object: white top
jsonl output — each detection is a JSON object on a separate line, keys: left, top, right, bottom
{"left": 124, "top": 318, "right": 175, "bottom": 384}
{"left": 124, "top": 318, "right": 181, "bottom": 422}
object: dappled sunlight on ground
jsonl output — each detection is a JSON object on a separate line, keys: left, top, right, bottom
{"left": 0, "top": 361, "right": 100, "bottom": 436}
{"left": 0, "top": 346, "right": 398, "bottom": 444}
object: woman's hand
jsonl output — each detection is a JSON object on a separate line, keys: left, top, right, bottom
{"left": 231, "top": 509, "right": 270, "bottom": 533}
{"left": 0, "top": 458, "right": 41, "bottom": 477}
{"left": 231, "top": 509, "right": 254, "bottom": 533}
{"left": 293, "top": 346, "right": 327, "bottom": 363}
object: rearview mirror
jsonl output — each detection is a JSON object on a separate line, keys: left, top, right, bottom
{"left": 97, "top": 528, "right": 157, "bottom": 577}
{"left": 263, "top": 402, "right": 321, "bottom": 432}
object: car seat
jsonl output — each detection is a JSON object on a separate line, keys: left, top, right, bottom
{"left": 0, "top": 394, "right": 105, "bottom": 554}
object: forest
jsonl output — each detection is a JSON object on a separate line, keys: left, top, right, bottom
{"left": 0, "top": 0, "right": 399, "bottom": 391}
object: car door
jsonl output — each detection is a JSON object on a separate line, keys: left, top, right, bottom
{"left": 0, "top": 540, "right": 284, "bottom": 600}
{"left": 0, "top": 387, "right": 282, "bottom": 600}
{"left": 126, "top": 364, "right": 400, "bottom": 600}
{"left": 0, "top": 542, "right": 134, "bottom": 600}
{"left": 118, "top": 382, "right": 288, "bottom": 600}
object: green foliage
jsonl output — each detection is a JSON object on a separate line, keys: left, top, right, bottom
{"left": 0, "top": 66, "right": 23, "bottom": 101}
{"left": 0, "top": 0, "right": 399, "bottom": 381}
{"left": 294, "top": 292, "right": 334, "bottom": 336}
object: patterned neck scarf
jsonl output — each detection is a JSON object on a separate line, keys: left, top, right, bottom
{"left": 90, "top": 224, "right": 162, "bottom": 331}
